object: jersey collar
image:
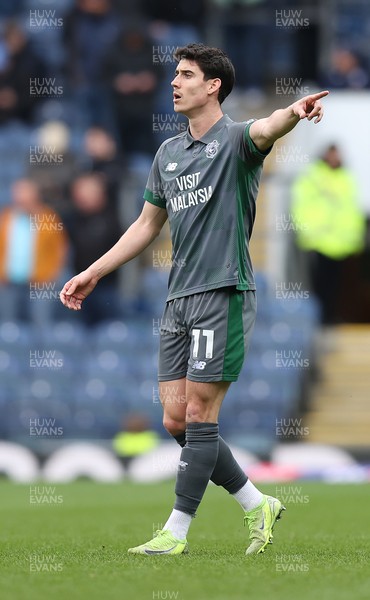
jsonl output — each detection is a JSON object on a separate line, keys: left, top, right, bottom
{"left": 183, "top": 114, "right": 229, "bottom": 149}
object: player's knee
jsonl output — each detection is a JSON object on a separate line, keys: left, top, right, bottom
{"left": 185, "top": 400, "right": 209, "bottom": 423}
{"left": 163, "top": 414, "right": 185, "bottom": 436}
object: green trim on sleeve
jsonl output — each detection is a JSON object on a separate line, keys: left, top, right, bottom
{"left": 143, "top": 188, "right": 167, "bottom": 210}
{"left": 244, "top": 122, "right": 273, "bottom": 159}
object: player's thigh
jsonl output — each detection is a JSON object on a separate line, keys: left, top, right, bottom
{"left": 158, "top": 298, "right": 190, "bottom": 382}
{"left": 159, "top": 378, "right": 187, "bottom": 430}
{"left": 186, "top": 288, "right": 257, "bottom": 383}
{"left": 185, "top": 379, "right": 231, "bottom": 423}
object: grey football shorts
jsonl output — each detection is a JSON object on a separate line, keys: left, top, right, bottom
{"left": 158, "top": 287, "right": 257, "bottom": 383}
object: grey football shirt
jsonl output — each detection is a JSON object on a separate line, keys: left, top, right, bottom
{"left": 144, "top": 114, "right": 270, "bottom": 301}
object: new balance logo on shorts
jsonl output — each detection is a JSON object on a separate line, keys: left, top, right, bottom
{"left": 192, "top": 361, "right": 207, "bottom": 370}
{"left": 178, "top": 461, "right": 188, "bottom": 472}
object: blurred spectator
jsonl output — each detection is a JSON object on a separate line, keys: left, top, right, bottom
{"left": 28, "top": 120, "right": 78, "bottom": 220}
{"left": 322, "top": 48, "right": 370, "bottom": 89}
{"left": 113, "top": 413, "right": 160, "bottom": 469}
{"left": 212, "top": 0, "right": 269, "bottom": 93}
{"left": 0, "top": 21, "right": 45, "bottom": 125}
{"left": 104, "top": 22, "right": 161, "bottom": 156}
{"left": 80, "top": 126, "right": 124, "bottom": 202}
{"left": 29, "top": 123, "right": 125, "bottom": 221}
{"left": 0, "top": 121, "right": 30, "bottom": 209}
{"left": 0, "top": 178, "right": 67, "bottom": 324}
{"left": 213, "top": 0, "right": 320, "bottom": 95}
{"left": 291, "top": 145, "right": 366, "bottom": 324}
{"left": 66, "top": 173, "right": 123, "bottom": 325}
{"left": 144, "top": 0, "right": 205, "bottom": 118}
{"left": 63, "top": 0, "right": 121, "bottom": 130}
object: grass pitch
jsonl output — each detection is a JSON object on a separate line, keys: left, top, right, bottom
{"left": 0, "top": 481, "right": 369, "bottom": 600}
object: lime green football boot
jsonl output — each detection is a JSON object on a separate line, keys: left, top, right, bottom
{"left": 128, "top": 529, "right": 188, "bottom": 556}
{"left": 244, "top": 495, "right": 286, "bottom": 555}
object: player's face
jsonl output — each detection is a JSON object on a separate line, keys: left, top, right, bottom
{"left": 171, "top": 59, "right": 219, "bottom": 116}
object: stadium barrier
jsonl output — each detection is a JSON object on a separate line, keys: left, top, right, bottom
{"left": 0, "top": 441, "right": 367, "bottom": 483}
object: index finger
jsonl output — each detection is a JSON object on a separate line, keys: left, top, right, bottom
{"left": 308, "top": 90, "right": 329, "bottom": 101}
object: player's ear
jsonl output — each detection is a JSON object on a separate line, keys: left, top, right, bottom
{"left": 208, "top": 78, "right": 221, "bottom": 96}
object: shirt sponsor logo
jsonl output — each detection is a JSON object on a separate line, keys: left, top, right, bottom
{"left": 169, "top": 171, "right": 212, "bottom": 213}
{"left": 204, "top": 140, "right": 220, "bottom": 159}
{"left": 165, "top": 162, "right": 178, "bottom": 172}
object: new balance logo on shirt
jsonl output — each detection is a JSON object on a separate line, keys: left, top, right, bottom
{"left": 165, "top": 162, "right": 178, "bottom": 172}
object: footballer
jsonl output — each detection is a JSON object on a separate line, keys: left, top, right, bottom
{"left": 60, "top": 44, "right": 328, "bottom": 556}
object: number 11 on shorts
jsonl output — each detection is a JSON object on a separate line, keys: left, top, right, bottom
{"left": 192, "top": 329, "right": 214, "bottom": 359}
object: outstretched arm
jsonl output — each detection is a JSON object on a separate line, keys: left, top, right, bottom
{"left": 250, "top": 90, "right": 329, "bottom": 152}
{"left": 60, "top": 201, "right": 167, "bottom": 311}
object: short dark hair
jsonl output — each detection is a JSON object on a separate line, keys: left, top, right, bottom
{"left": 173, "top": 43, "right": 235, "bottom": 104}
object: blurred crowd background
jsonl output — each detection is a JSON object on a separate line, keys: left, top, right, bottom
{"left": 0, "top": 0, "right": 369, "bottom": 477}
{"left": 0, "top": 0, "right": 369, "bottom": 322}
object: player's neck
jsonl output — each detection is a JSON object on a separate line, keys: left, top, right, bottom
{"left": 188, "top": 107, "right": 224, "bottom": 141}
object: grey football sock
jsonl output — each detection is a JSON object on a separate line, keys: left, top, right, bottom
{"left": 174, "top": 422, "right": 219, "bottom": 516}
{"left": 174, "top": 431, "right": 248, "bottom": 495}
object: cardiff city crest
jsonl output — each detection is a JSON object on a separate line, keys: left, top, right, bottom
{"left": 204, "top": 139, "right": 220, "bottom": 159}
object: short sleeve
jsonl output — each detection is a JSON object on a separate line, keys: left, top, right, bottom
{"left": 243, "top": 120, "right": 272, "bottom": 164}
{"left": 229, "top": 119, "right": 272, "bottom": 165}
{"left": 143, "top": 150, "right": 167, "bottom": 209}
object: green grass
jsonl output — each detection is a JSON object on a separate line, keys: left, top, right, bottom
{"left": 0, "top": 481, "right": 369, "bottom": 600}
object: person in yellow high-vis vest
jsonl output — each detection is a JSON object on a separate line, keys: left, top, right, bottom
{"left": 291, "top": 144, "right": 365, "bottom": 323}
{"left": 113, "top": 414, "right": 160, "bottom": 469}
